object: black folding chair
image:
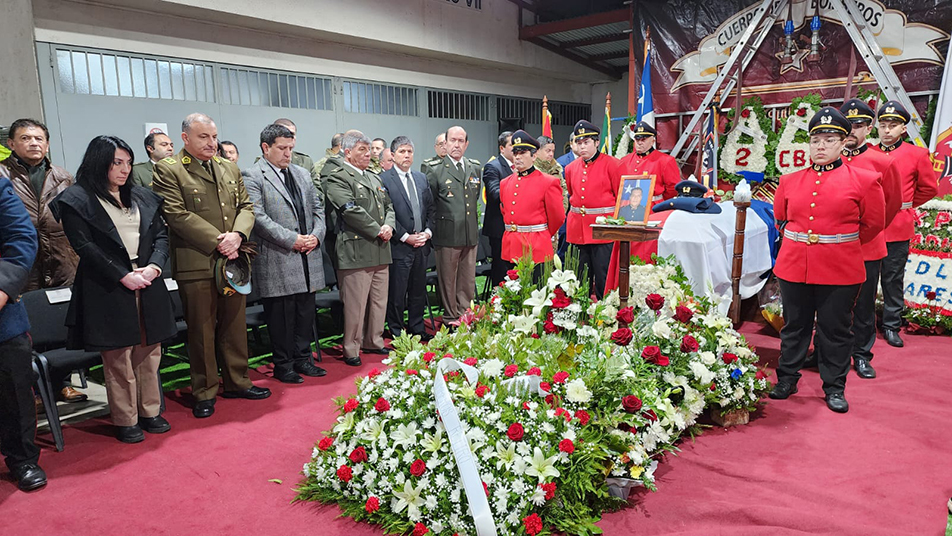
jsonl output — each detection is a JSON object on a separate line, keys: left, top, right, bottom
{"left": 475, "top": 235, "right": 493, "bottom": 300}
{"left": 313, "top": 247, "right": 343, "bottom": 362}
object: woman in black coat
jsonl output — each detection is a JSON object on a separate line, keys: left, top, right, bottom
{"left": 51, "top": 135, "right": 176, "bottom": 443}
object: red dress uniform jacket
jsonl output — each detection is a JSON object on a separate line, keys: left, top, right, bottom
{"left": 774, "top": 160, "right": 885, "bottom": 285}
{"left": 842, "top": 145, "right": 902, "bottom": 261}
{"left": 870, "top": 141, "right": 938, "bottom": 242}
{"left": 565, "top": 153, "right": 621, "bottom": 245}
{"left": 500, "top": 168, "right": 566, "bottom": 263}
{"left": 618, "top": 148, "right": 681, "bottom": 202}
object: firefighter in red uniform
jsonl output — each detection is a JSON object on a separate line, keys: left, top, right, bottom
{"left": 769, "top": 107, "right": 885, "bottom": 413}
{"left": 499, "top": 130, "right": 565, "bottom": 265}
{"left": 618, "top": 121, "right": 681, "bottom": 203}
{"left": 564, "top": 120, "right": 621, "bottom": 297}
{"left": 870, "top": 100, "right": 939, "bottom": 348}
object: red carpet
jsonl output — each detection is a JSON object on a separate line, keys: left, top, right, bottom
{"left": 3, "top": 323, "right": 950, "bottom": 535}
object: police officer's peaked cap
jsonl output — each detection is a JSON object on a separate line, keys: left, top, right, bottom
{"left": 573, "top": 120, "right": 600, "bottom": 139}
{"left": 631, "top": 121, "right": 657, "bottom": 137}
{"left": 809, "top": 107, "right": 851, "bottom": 136}
{"left": 215, "top": 253, "right": 253, "bottom": 296}
{"left": 840, "top": 99, "right": 875, "bottom": 124}
{"left": 877, "top": 100, "right": 910, "bottom": 124}
{"left": 674, "top": 180, "right": 709, "bottom": 198}
{"left": 510, "top": 130, "right": 540, "bottom": 151}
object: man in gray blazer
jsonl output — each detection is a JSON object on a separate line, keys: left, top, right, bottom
{"left": 380, "top": 136, "right": 435, "bottom": 341}
{"left": 243, "top": 124, "right": 327, "bottom": 383}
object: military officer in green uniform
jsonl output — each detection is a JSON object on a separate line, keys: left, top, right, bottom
{"left": 312, "top": 132, "right": 344, "bottom": 188}
{"left": 152, "top": 113, "right": 271, "bottom": 419}
{"left": 422, "top": 125, "right": 482, "bottom": 328}
{"left": 130, "top": 131, "right": 174, "bottom": 188}
{"left": 324, "top": 130, "right": 395, "bottom": 365}
{"left": 535, "top": 134, "right": 568, "bottom": 211}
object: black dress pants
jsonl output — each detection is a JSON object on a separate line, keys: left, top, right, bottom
{"left": 851, "top": 259, "right": 882, "bottom": 361}
{"left": 881, "top": 240, "right": 909, "bottom": 331}
{"left": 777, "top": 279, "right": 860, "bottom": 396}
{"left": 488, "top": 235, "right": 508, "bottom": 288}
{"left": 262, "top": 293, "right": 316, "bottom": 373}
{"left": 386, "top": 249, "right": 427, "bottom": 337}
{"left": 0, "top": 334, "right": 40, "bottom": 470}
{"left": 575, "top": 243, "right": 613, "bottom": 298}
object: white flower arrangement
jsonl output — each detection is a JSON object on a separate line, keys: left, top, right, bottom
{"left": 774, "top": 103, "right": 815, "bottom": 174}
{"left": 720, "top": 106, "right": 769, "bottom": 174}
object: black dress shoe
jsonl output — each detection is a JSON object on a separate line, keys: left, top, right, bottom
{"left": 343, "top": 356, "right": 362, "bottom": 367}
{"left": 883, "top": 329, "right": 904, "bottom": 348}
{"left": 853, "top": 358, "right": 877, "bottom": 379}
{"left": 825, "top": 393, "right": 849, "bottom": 413}
{"left": 273, "top": 368, "right": 304, "bottom": 384}
{"left": 294, "top": 362, "right": 327, "bottom": 377}
{"left": 116, "top": 424, "right": 145, "bottom": 443}
{"left": 361, "top": 347, "right": 390, "bottom": 355}
{"left": 222, "top": 385, "right": 272, "bottom": 400}
{"left": 11, "top": 463, "right": 47, "bottom": 492}
{"left": 138, "top": 415, "right": 171, "bottom": 434}
{"left": 768, "top": 381, "right": 799, "bottom": 400}
{"left": 193, "top": 399, "right": 216, "bottom": 418}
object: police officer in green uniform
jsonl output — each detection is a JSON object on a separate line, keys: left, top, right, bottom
{"left": 324, "top": 130, "right": 395, "bottom": 364}
{"left": 152, "top": 113, "right": 271, "bottom": 419}
{"left": 422, "top": 125, "right": 482, "bottom": 327}
{"left": 130, "top": 131, "right": 174, "bottom": 188}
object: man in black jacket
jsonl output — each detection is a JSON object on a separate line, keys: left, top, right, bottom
{"left": 481, "top": 131, "right": 514, "bottom": 286}
{"left": 381, "top": 136, "right": 435, "bottom": 341}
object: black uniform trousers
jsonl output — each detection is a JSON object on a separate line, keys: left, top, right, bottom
{"left": 262, "top": 292, "right": 316, "bottom": 374}
{"left": 488, "top": 235, "right": 507, "bottom": 287}
{"left": 880, "top": 240, "right": 909, "bottom": 331}
{"left": 0, "top": 334, "right": 40, "bottom": 470}
{"left": 777, "top": 278, "right": 860, "bottom": 396}
{"left": 851, "top": 259, "right": 882, "bottom": 361}
{"left": 575, "top": 243, "right": 613, "bottom": 299}
{"left": 386, "top": 248, "right": 428, "bottom": 338}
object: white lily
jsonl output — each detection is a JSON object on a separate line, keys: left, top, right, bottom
{"left": 508, "top": 314, "right": 537, "bottom": 335}
{"left": 524, "top": 447, "right": 561, "bottom": 481}
{"left": 493, "top": 441, "right": 517, "bottom": 470}
{"left": 358, "top": 418, "right": 386, "bottom": 442}
{"left": 332, "top": 412, "right": 354, "bottom": 435}
{"left": 548, "top": 269, "right": 579, "bottom": 294}
{"left": 523, "top": 288, "right": 552, "bottom": 317}
{"left": 391, "top": 422, "right": 420, "bottom": 449}
{"left": 421, "top": 429, "right": 444, "bottom": 453}
{"left": 391, "top": 480, "right": 426, "bottom": 518}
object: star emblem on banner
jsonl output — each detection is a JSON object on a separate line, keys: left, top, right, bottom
{"left": 624, "top": 183, "right": 633, "bottom": 195}
{"left": 775, "top": 48, "right": 810, "bottom": 74}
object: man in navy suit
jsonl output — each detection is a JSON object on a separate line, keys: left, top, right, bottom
{"left": 481, "top": 131, "right": 514, "bottom": 286}
{"left": 381, "top": 136, "right": 435, "bottom": 341}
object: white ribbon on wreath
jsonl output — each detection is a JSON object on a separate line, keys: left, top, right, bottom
{"left": 720, "top": 107, "right": 769, "bottom": 174}
{"left": 774, "top": 103, "right": 816, "bottom": 174}
{"left": 614, "top": 122, "right": 635, "bottom": 159}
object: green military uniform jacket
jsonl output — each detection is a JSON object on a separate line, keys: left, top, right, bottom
{"left": 423, "top": 155, "right": 482, "bottom": 248}
{"left": 312, "top": 149, "right": 339, "bottom": 185}
{"left": 130, "top": 161, "right": 155, "bottom": 188}
{"left": 323, "top": 162, "right": 395, "bottom": 271}
{"left": 534, "top": 158, "right": 569, "bottom": 211}
{"left": 367, "top": 156, "right": 383, "bottom": 175}
{"left": 152, "top": 149, "right": 255, "bottom": 280}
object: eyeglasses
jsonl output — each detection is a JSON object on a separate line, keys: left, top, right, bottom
{"left": 809, "top": 137, "right": 843, "bottom": 147}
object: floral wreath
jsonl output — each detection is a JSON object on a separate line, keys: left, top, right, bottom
{"left": 614, "top": 120, "right": 643, "bottom": 159}
{"left": 720, "top": 106, "right": 769, "bottom": 175}
{"left": 774, "top": 102, "right": 816, "bottom": 174}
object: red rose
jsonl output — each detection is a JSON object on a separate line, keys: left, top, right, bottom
{"left": 544, "top": 394, "right": 555, "bottom": 406}
{"left": 642, "top": 409, "right": 658, "bottom": 422}
{"left": 867, "top": 99, "right": 876, "bottom": 108}
{"left": 622, "top": 395, "right": 643, "bottom": 413}
{"left": 645, "top": 293, "right": 665, "bottom": 310}
{"left": 530, "top": 333, "right": 540, "bottom": 339}
{"left": 523, "top": 513, "right": 544, "bottom": 536}
{"left": 755, "top": 370, "right": 767, "bottom": 380}
{"left": 551, "top": 287, "right": 571, "bottom": 309}
{"left": 543, "top": 320, "right": 559, "bottom": 334}
{"left": 349, "top": 446, "right": 368, "bottom": 464}
{"left": 365, "top": 496, "right": 380, "bottom": 513}
{"left": 343, "top": 398, "right": 358, "bottom": 413}
{"left": 522, "top": 401, "right": 531, "bottom": 410}
{"left": 504, "top": 364, "right": 519, "bottom": 378}
{"left": 616, "top": 306, "right": 635, "bottom": 324}
{"left": 336, "top": 465, "right": 352, "bottom": 482}
{"left": 412, "top": 523, "right": 429, "bottom": 536}
{"left": 539, "top": 381, "right": 552, "bottom": 392}
{"left": 641, "top": 345, "right": 661, "bottom": 361}
{"left": 540, "top": 482, "right": 557, "bottom": 500}
{"left": 374, "top": 397, "right": 390, "bottom": 412}
{"left": 710, "top": 382, "right": 716, "bottom": 391}
{"left": 368, "top": 368, "right": 381, "bottom": 378}
{"left": 463, "top": 357, "right": 478, "bottom": 366}
{"left": 527, "top": 367, "right": 542, "bottom": 376}
{"left": 507, "top": 423, "right": 525, "bottom": 441}
{"left": 796, "top": 107, "right": 806, "bottom": 116}
{"left": 506, "top": 269, "right": 519, "bottom": 280}
{"left": 558, "top": 438, "right": 575, "bottom": 454}
{"left": 574, "top": 409, "right": 591, "bottom": 425}
{"left": 611, "top": 327, "right": 633, "bottom": 346}
{"left": 318, "top": 436, "right": 334, "bottom": 451}
{"left": 552, "top": 371, "right": 569, "bottom": 384}
{"left": 722, "top": 352, "right": 738, "bottom": 364}
{"left": 410, "top": 459, "right": 427, "bottom": 477}
{"left": 926, "top": 291, "right": 938, "bottom": 301}
{"left": 674, "top": 305, "right": 694, "bottom": 323}
{"left": 443, "top": 353, "right": 453, "bottom": 359}
{"left": 475, "top": 384, "right": 489, "bottom": 398}
{"left": 422, "top": 352, "right": 436, "bottom": 363}
{"left": 406, "top": 369, "right": 418, "bottom": 375}
{"left": 656, "top": 355, "right": 670, "bottom": 366}
{"left": 740, "top": 109, "right": 750, "bottom": 118}
{"left": 680, "top": 335, "right": 699, "bottom": 353}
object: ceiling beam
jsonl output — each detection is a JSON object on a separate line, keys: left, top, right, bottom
{"left": 526, "top": 37, "right": 623, "bottom": 80}
{"left": 519, "top": 8, "right": 630, "bottom": 40}
{"left": 562, "top": 33, "right": 628, "bottom": 49}
{"left": 588, "top": 50, "right": 629, "bottom": 62}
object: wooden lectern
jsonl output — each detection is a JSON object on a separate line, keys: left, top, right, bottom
{"left": 591, "top": 224, "right": 662, "bottom": 311}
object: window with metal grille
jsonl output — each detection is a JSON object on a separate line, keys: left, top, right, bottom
{"left": 220, "top": 67, "right": 333, "bottom": 110}
{"left": 550, "top": 102, "right": 592, "bottom": 126}
{"left": 427, "top": 90, "right": 492, "bottom": 121}
{"left": 496, "top": 97, "right": 591, "bottom": 126}
{"left": 54, "top": 48, "right": 216, "bottom": 101}
{"left": 342, "top": 81, "right": 417, "bottom": 116}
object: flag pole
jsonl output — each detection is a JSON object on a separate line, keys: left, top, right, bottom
{"left": 627, "top": 5, "right": 636, "bottom": 117}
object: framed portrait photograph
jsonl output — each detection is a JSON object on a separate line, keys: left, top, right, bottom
{"left": 614, "top": 175, "right": 656, "bottom": 224}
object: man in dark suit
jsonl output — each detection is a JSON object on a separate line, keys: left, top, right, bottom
{"left": 381, "top": 136, "right": 435, "bottom": 341}
{"left": 481, "top": 131, "right": 514, "bottom": 286}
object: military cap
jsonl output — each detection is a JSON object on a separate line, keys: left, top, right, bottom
{"left": 631, "top": 121, "right": 657, "bottom": 137}
{"left": 215, "top": 253, "right": 252, "bottom": 296}
{"left": 809, "top": 106, "right": 851, "bottom": 136}
{"left": 840, "top": 98, "right": 875, "bottom": 124}
{"left": 510, "top": 130, "right": 540, "bottom": 151}
{"left": 573, "top": 120, "right": 600, "bottom": 139}
{"left": 877, "top": 100, "right": 910, "bottom": 124}
{"left": 651, "top": 196, "right": 722, "bottom": 215}
{"left": 675, "top": 179, "right": 709, "bottom": 198}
